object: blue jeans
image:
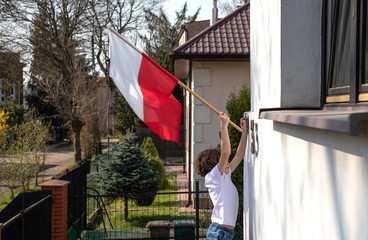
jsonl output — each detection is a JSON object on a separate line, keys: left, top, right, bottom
{"left": 206, "top": 222, "right": 234, "bottom": 240}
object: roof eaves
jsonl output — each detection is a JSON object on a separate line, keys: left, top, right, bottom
{"left": 171, "top": 3, "right": 250, "bottom": 55}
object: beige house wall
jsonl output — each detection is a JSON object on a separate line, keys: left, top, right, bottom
{"left": 188, "top": 60, "right": 250, "bottom": 191}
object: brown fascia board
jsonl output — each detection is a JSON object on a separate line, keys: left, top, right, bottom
{"left": 170, "top": 53, "right": 249, "bottom": 61}
{"left": 176, "top": 26, "right": 186, "bottom": 42}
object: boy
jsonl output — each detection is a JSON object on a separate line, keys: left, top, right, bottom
{"left": 194, "top": 112, "right": 248, "bottom": 240}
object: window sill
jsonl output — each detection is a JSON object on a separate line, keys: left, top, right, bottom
{"left": 259, "top": 109, "right": 368, "bottom": 135}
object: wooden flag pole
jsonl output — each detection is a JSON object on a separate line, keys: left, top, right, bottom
{"left": 176, "top": 81, "right": 243, "bottom": 133}
{"left": 108, "top": 27, "right": 243, "bottom": 133}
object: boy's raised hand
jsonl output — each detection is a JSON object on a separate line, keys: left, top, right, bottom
{"left": 219, "top": 112, "right": 230, "bottom": 129}
{"left": 240, "top": 116, "right": 249, "bottom": 134}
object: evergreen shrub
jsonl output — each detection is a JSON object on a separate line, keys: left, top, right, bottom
{"left": 96, "top": 133, "right": 160, "bottom": 210}
{"left": 142, "top": 137, "right": 169, "bottom": 189}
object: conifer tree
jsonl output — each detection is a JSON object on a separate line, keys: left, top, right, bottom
{"left": 97, "top": 133, "right": 159, "bottom": 220}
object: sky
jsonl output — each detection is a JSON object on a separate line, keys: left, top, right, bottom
{"left": 164, "top": 0, "right": 224, "bottom": 22}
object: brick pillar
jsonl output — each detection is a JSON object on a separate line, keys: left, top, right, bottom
{"left": 40, "top": 180, "right": 70, "bottom": 240}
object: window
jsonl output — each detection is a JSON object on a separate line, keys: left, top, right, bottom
{"left": 0, "top": 88, "right": 4, "bottom": 102}
{"left": 324, "top": 0, "right": 368, "bottom": 103}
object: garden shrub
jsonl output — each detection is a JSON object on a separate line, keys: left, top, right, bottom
{"left": 226, "top": 84, "right": 251, "bottom": 229}
{"left": 142, "top": 137, "right": 169, "bottom": 189}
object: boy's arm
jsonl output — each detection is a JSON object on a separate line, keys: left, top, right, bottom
{"left": 217, "top": 112, "right": 231, "bottom": 174}
{"left": 229, "top": 117, "right": 248, "bottom": 172}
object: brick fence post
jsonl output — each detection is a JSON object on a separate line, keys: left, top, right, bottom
{"left": 40, "top": 180, "right": 70, "bottom": 240}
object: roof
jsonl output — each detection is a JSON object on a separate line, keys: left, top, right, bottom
{"left": 178, "top": 20, "right": 210, "bottom": 41}
{"left": 171, "top": 3, "right": 250, "bottom": 59}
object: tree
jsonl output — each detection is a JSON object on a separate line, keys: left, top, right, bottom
{"left": 0, "top": 0, "right": 165, "bottom": 162}
{"left": 0, "top": 110, "right": 9, "bottom": 149}
{"left": 27, "top": 2, "right": 97, "bottom": 162}
{"left": 225, "top": 84, "right": 250, "bottom": 229}
{"left": 219, "top": 0, "right": 245, "bottom": 15}
{"left": 0, "top": 0, "right": 101, "bottom": 162}
{"left": 0, "top": 117, "right": 51, "bottom": 197}
{"left": 87, "top": 0, "right": 164, "bottom": 140}
{"left": 141, "top": 2, "right": 200, "bottom": 70}
{"left": 97, "top": 133, "right": 159, "bottom": 221}
{"left": 142, "top": 137, "right": 169, "bottom": 189}
{"left": 114, "top": 96, "right": 144, "bottom": 135}
{"left": 140, "top": 2, "right": 200, "bottom": 104}
{"left": 87, "top": 0, "right": 162, "bottom": 76}
{"left": 26, "top": 79, "right": 66, "bottom": 142}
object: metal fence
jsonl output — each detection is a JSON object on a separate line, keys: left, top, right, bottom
{"left": 55, "top": 159, "right": 90, "bottom": 231}
{"left": 68, "top": 182, "right": 244, "bottom": 240}
{"left": 0, "top": 190, "right": 52, "bottom": 240}
{"left": 57, "top": 159, "right": 243, "bottom": 240}
{"left": 68, "top": 183, "right": 210, "bottom": 240}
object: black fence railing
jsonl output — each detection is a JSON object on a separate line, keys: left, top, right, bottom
{"left": 0, "top": 190, "right": 52, "bottom": 240}
{"left": 68, "top": 188, "right": 210, "bottom": 239}
{"left": 55, "top": 159, "right": 90, "bottom": 231}
{"left": 67, "top": 182, "right": 244, "bottom": 240}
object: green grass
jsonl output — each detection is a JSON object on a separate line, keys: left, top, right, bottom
{"left": 0, "top": 183, "right": 42, "bottom": 211}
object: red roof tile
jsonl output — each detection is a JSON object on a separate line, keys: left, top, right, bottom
{"left": 171, "top": 3, "right": 250, "bottom": 58}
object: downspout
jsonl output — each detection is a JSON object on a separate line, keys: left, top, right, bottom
{"left": 170, "top": 55, "right": 192, "bottom": 207}
{"left": 186, "top": 60, "right": 193, "bottom": 208}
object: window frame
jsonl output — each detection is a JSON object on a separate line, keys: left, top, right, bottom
{"left": 324, "top": 0, "right": 368, "bottom": 105}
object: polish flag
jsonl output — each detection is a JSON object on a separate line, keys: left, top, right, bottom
{"left": 108, "top": 29, "right": 182, "bottom": 143}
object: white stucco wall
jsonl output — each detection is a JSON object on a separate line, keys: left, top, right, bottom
{"left": 280, "top": 0, "right": 322, "bottom": 108}
{"left": 253, "top": 121, "right": 368, "bottom": 240}
{"left": 250, "top": 0, "right": 281, "bottom": 112}
{"left": 250, "top": 0, "right": 368, "bottom": 239}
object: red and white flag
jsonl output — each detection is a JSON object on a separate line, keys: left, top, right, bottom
{"left": 108, "top": 29, "right": 182, "bottom": 143}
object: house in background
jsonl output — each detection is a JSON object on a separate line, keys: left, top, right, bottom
{"left": 95, "top": 76, "right": 116, "bottom": 136}
{"left": 0, "top": 52, "right": 23, "bottom": 105}
{"left": 177, "top": 20, "right": 210, "bottom": 46}
{"left": 170, "top": 2, "right": 250, "bottom": 206}
{"left": 247, "top": 0, "right": 368, "bottom": 239}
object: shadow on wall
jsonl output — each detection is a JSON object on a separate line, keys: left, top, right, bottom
{"left": 272, "top": 121, "right": 368, "bottom": 239}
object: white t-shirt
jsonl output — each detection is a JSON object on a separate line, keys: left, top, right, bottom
{"left": 205, "top": 165, "right": 239, "bottom": 227}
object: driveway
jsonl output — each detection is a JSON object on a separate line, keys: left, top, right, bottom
{"left": 0, "top": 139, "right": 119, "bottom": 195}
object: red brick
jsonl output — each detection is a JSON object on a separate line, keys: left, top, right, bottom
{"left": 41, "top": 180, "right": 69, "bottom": 240}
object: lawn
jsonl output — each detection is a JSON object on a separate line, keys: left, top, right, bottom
{"left": 0, "top": 183, "right": 41, "bottom": 211}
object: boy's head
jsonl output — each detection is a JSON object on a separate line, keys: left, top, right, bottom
{"left": 194, "top": 148, "right": 221, "bottom": 177}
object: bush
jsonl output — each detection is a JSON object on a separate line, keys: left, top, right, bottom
{"left": 142, "top": 137, "right": 169, "bottom": 189}
{"left": 226, "top": 84, "right": 251, "bottom": 229}
{"left": 0, "top": 97, "right": 24, "bottom": 127}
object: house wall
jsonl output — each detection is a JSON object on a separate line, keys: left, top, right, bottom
{"left": 250, "top": 0, "right": 368, "bottom": 239}
{"left": 0, "top": 52, "right": 24, "bottom": 105}
{"left": 190, "top": 61, "right": 250, "bottom": 191}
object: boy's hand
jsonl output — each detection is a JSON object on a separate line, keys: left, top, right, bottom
{"left": 240, "top": 116, "right": 249, "bottom": 134}
{"left": 219, "top": 112, "right": 230, "bottom": 129}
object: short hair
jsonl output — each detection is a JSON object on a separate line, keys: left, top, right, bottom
{"left": 194, "top": 148, "right": 221, "bottom": 177}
